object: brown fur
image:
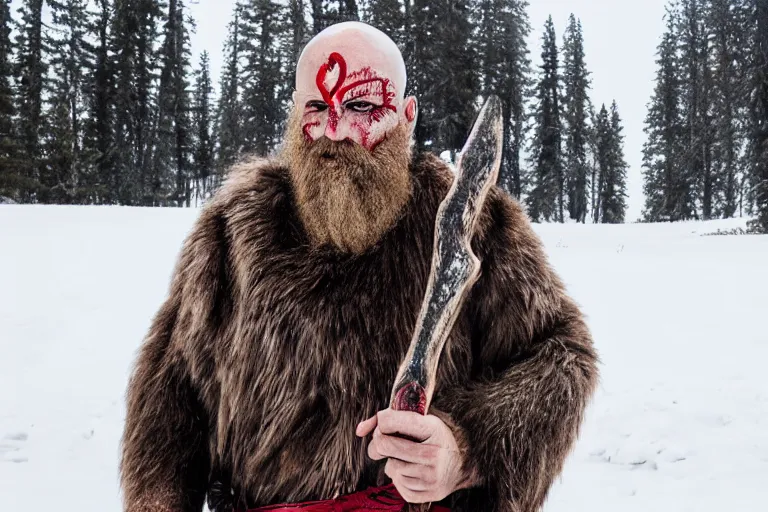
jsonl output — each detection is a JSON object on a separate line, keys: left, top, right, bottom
{"left": 282, "top": 110, "right": 413, "bottom": 255}
{"left": 120, "top": 152, "right": 599, "bottom": 512}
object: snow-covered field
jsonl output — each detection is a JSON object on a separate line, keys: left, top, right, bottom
{"left": 1, "top": 205, "right": 766, "bottom": 511}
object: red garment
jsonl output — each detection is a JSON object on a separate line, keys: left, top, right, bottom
{"left": 244, "top": 484, "right": 450, "bottom": 512}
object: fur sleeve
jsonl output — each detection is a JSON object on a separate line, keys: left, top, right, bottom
{"left": 120, "top": 202, "right": 229, "bottom": 512}
{"left": 436, "top": 189, "right": 599, "bottom": 512}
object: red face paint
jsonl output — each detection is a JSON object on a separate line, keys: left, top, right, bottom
{"left": 302, "top": 53, "right": 399, "bottom": 150}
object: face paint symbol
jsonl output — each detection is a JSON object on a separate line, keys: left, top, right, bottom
{"left": 304, "top": 52, "right": 399, "bottom": 149}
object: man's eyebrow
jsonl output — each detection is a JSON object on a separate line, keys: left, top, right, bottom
{"left": 343, "top": 91, "right": 379, "bottom": 103}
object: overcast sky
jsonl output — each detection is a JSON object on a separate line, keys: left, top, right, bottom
{"left": 188, "top": 0, "right": 667, "bottom": 221}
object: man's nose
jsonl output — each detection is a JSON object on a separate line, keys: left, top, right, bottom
{"left": 324, "top": 109, "right": 344, "bottom": 141}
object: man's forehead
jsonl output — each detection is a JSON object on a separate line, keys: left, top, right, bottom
{"left": 295, "top": 22, "right": 406, "bottom": 98}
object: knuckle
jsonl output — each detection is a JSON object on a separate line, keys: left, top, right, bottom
{"left": 377, "top": 409, "right": 393, "bottom": 429}
{"left": 368, "top": 440, "right": 382, "bottom": 460}
{"left": 377, "top": 436, "right": 392, "bottom": 456}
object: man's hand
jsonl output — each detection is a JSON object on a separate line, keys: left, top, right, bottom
{"left": 356, "top": 408, "right": 478, "bottom": 504}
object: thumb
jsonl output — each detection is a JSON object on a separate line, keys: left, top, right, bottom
{"left": 356, "top": 415, "right": 378, "bottom": 437}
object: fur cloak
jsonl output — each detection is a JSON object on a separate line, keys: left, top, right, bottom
{"left": 120, "top": 152, "right": 599, "bottom": 512}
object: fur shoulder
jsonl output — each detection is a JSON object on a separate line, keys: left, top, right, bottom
{"left": 213, "top": 157, "right": 294, "bottom": 213}
{"left": 208, "top": 157, "right": 306, "bottom": 256}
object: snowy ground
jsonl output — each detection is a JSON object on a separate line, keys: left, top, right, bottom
{"left": 1, "top": 205, "right": 767, "bottom": 511}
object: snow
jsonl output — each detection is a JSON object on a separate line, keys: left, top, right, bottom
{"left": 1, "top": 205, "right": 767, "bottom": 511}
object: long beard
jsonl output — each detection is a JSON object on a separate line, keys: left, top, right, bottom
{"left": 281, "top": 114, "right": 413, "bottom": 255}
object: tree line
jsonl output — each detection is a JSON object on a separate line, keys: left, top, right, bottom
{"left": 641, "top": 0, "right": 768, "bottom": 233}
{"left": 2, "top": 0, "right": 629, "bottom": 225}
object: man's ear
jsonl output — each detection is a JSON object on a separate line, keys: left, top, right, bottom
{"left": 292, "top": 90, "right": 298, "bottom": 107}
{"left": 404, "top": 96, "right": 418, "bottom": 133}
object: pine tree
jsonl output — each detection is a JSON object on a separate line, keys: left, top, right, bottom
{"left": 150, "top": 0, "right": 195, "bottom": 206}
{"left": 0, "top": 0, "right": 22, "bottom": 200}
{"left": 311, "top": 0, "right": 358, "bottom": 33}
{"left": 432, "top": 0, "right": 478, "bottom": 156}
{"left": 599, "top": 101, "right": 629, "bottom": 223}
{"left": 193, "top": 50, "right": 215, "bottom": 201}
{"left": 216, "top": 7, "right": 243, "bottom": 174}
{"left": 173, "top": 0, "right": 194, "bottom": 206}
{"left": 41, "top": 0, "right": 89, "bottom": 203}
{"left": 561, "top": 14, "right": 591, "bottom": 222}
{"left": 239, "top": 0, "right": 283, "bottom": 157}
{"left": 678, "top": 0, "right": 709, "bottom": 219}
{"left": 707, "top": 0, "right": 747, "bottom": 218}
{"left": 526, "top": 16, "right": 563, "bottom": 222}
{"left": 593, "top": 104, "right": 609, "bottom": 222}
{"left": 278, "top": 0, "right": 307, "bottom": 109}
{"left": 365, "top": 0, "right": 404, "bottom": 47}
{"left": 111, "top": 0, "right": 164, "bottom": 205}
{"left": 746, "top": 0, "right": 768, "bottom": 232}
{"left": 410, "top": 0, "right": 439, "bottom": 149}
{"left": 81, "top": 0, "right": 114, "bottom": 203}
{"left": 587, "top": 102, "right": 600, "bottom": 216}
{"left": 476, "top": 0, "right": 532, "bottom": 200}
{"left": 14, "top": 0, "right": 45, "bottom": 202}
{"left": 642, "top": 5, "right": 686, "bottom": 221}
{"left": 410, "top": 0, "right": 478, "bottom": 156}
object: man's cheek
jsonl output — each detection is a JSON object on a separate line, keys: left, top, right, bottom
{"left": 302, "top": 116, "right": 323, "bottom": 141}
{"left": 360, "top": 115, "right": 398, "bottom": 150}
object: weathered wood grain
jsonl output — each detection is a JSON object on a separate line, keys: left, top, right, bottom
{"left": 390, "top": 96, "right": 504, "bottom": 417}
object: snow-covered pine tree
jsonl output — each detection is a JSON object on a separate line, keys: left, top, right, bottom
{"left": 14, "top": 0, "right": 45, "bottom": 202}
{"left": 278, "top": 0, "right": 307, "bottom": 110}
{"left": 599, "top": 101, "right": 629, "bottom": 223}
{"left": 192, "top": 50, "right": 215, "bottom": 201}
{"left": 80, "top": 0, "right": 114, "bottom": 204}
{"left": 525, "top": 16, "right": 563, "bottom": 223}
{"left": 707, "top": 0, "right": 747, "bottom": 218}
{"left": 173, "top": 0, "right": 194, "bottom": 207}
{"left": 746, "top": 0, "right": 768, "bottom": 232}
{"left": 592, "top": 103, "right": 609, "bottom": 222}
{"left": 0, "top": 0, "right": 22, "bottom": 200}
{"left": 334, "top": 0, "right": 359, "bottom": 22}
{"left": 239, "top": 0, "right": 283, "bottom": 157}
{"left": 310, "top": 0, "right": 323, "bottom": 33}
{"left": 409, "top": 0, "right": 439, "bottom": 149}
{"left": 642, "top": 5, "right": 685, "bottom": 222}
{"left": 41, "top": 0, "right": 89, "bottom": 204}
{"left": 561, "top": 13, "right": 591, "bottom": 222}
{"left": 476, "top": 0, "right": 532, "bottom": 200}
{"left": 311, "top": 0, "right": 358, "bottom": 34}
{"left": 364, "top": 0, "right": 404, "bottom": 47}
{"left": 215, "top": 6, "right": 243, "bottom": 175}
{"left": 587, "top": 102, "right": 599, "bottom": 216}
{"left": 151, "top": 0, "right": 181, "bottom": 205}
{"left": 150, "top": 0, "right": 195, "bottom": 206}
{"left": 431, "top": 0, "right": 477, "bottom": 157}
{"left": 409, "top": 0, "right": 477, "bottom": 156}
{"left": 111, "top": 0, "right": 164, "bottom": 205}
{"left": 678, "top": 0, "right": 710, "bottom": 219}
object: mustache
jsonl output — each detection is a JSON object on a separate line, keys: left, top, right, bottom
{"left": 303, "top": 136, "right": 371, "bottom": 161}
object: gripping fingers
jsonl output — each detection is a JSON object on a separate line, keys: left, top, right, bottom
{"left": 369, "top": 431, "right": 440, "bottom": 465}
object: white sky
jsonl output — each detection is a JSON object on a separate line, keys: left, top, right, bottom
{"left": 189, "top": 0, "right": 667, "bottom": 222}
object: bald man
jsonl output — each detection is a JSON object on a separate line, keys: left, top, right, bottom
{"left": 119, "top": 22, "right": 598, "bottom": 512}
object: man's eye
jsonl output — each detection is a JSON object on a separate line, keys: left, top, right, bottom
{"left": 345, "top": 101, "right": 377, "bottom": 113}
{"left": 306, "top": 101, "right": 328, "bottom": 112}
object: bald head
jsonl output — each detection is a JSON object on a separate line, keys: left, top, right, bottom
{"left": 293, "top": 21, "right": 416, "bottom": 151}
{"left": 296, "top": 22, "right": 407, "bottom": 101}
